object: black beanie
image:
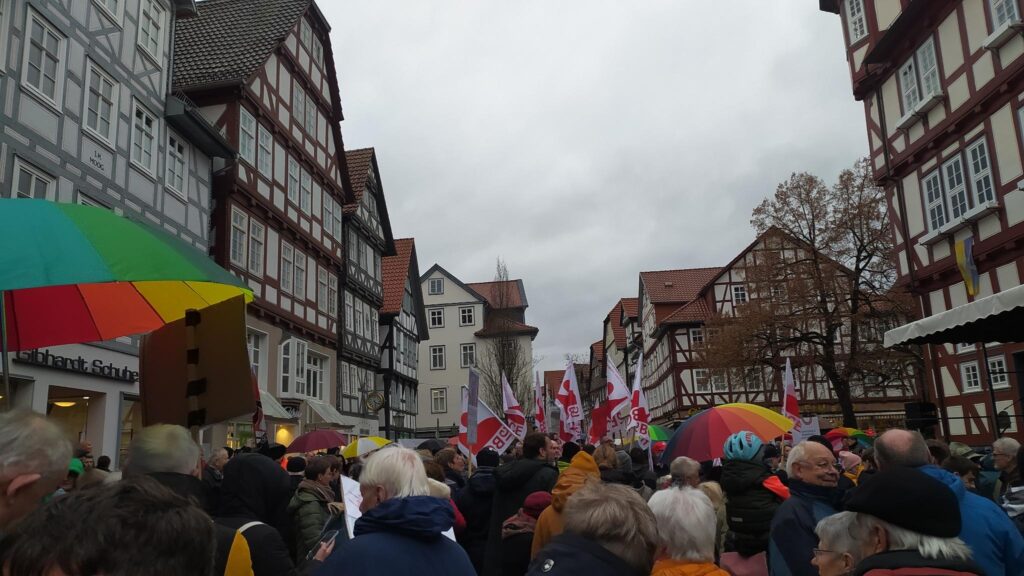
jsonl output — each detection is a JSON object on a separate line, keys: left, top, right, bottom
{"left": 477, "top": 448, "right": 500, "bottom": 468}
{"left": 845, "top": 467, "right": 961, "bottom": 538}
{"left": 286, "top": 456, "right": 306, "bottom": 473}
{"left": 561, "top": 441, "right": 581, "bottom": 463}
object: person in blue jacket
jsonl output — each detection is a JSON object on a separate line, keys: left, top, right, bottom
{"left": 315, "top": 445, "right": 475, "bottom": 576}
{"left": 874, "top": 429, "right": 1024, "bottom": 576}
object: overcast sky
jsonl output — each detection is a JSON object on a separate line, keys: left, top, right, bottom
{"left": 324, "top": 2, "right": 868, "bottom": 376}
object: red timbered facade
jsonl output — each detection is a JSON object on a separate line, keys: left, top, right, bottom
{"left": 822, "top": 0, "right": 1024, "bottom": 442}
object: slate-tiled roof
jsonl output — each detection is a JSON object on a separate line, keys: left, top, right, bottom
{"left": 466, "top": 280, "right": 527, "bottom": 309}
{"left": 343, "top": 148, "right": 375, "bottom": 215}
{"left": 173, "top": 0, "right": 310, "bottom": 91}
{"left": 663, "top": 298, "right": 712, "bottom": 325}
{"left": 381, "top": 238, "right": 414, "bottom": 315}
{"left": 640, "top": 268, "right": 722, "bottom": 304}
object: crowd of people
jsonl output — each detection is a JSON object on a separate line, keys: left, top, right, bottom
{"left": 3, "top": 409, "right": 1024, "bottom": 576}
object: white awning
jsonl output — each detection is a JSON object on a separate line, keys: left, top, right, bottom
{"left": 884, "top": 283, "right": 1024, "bottom": 347}
{"left": 307, "top": 398, "right": 350, "bottom": 427}
{"left": 259, "top": 390, "right": 294, "bottom": 420}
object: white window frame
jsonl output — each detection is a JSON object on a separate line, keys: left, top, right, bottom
{"left": 988, "top": 355, "right": 1010, "bottom": 389}
{"left": 21, "top": 8, "right": 66, "bottom": 108}
{"left": 257, "top": 124, "right": 273, "bottom": 178}
{"left": 460, "top": 343, "right": 476, "bottom": 368}
{"left": 899, "top": 37, "right": 941, "bottom": 115}
{"left": 459, "top": 306, "right": 475, "bottom": 326}
{"left": 166, "top": 131, "right": 187, "bottom": 200}
{"left": 428, "top": 278, "right": 444, "bottom": 295}
{"left": 229, "top": 207, "right": 248, "bottom": 268}
{"left": 430, "top": 388, "right": 447, "bottom": 413}
{"left": 693, "top": 368, "right": 710, "bottom": 393}
{"left": 281, "top": 241, "right": 294, "bottom": 294}
{"left": 428, "top": 308, "right": 444, "bottom": 328}
{"left": 239, "top": 107, "right": 256, "bottom": 166}
{"left": 76, "top": 192, "right": 103, "bottom": 207}
{"left": 328, "top": 274, "right": 338, "bottom": 318}
{"left": 711, "top": 372, "right": 728, "bottom": 392}
{"left": 12, "top": 157, "right": 53, "bottom": 199}
{"left": 313, "top": 36, "right": 324, "bottom": 66}
{"left": 288, "top": 157, "right": 300, "bottom": 204}
{"left": 430, "top": 345, "right": 446, "bottom": 370}
{"left": 732, "top": 284, "right": 748, "bottom": 304}
{"left": 131, "top": 100, "right": 158, "bottom": 176}
{"left": 690, "top": 328, "right": 704, "bottom": 346}
{"left": 247, "top": 329, "right": 268, "bottom": 390}
{"left": 991, "top": 0, "right": 1021, "bottom": 28}
{"left": 294, "top": 249, "right": 307, "bottom": 300}
{"left": 93, "top": 0, "right": 123, "bottom": 24}
{"left": 83, "top": 60, "right": 118, "bottom": 146}
{"left": 956, "top": 342, "right": 976, "bottom": 354}
{"left": 317, "top": 266, "right": 328, "bottom": 308}
{"left": 248, "top": 219, "right": 265, "bottom": 275}
{"left": 344, "top": 292, "right": 354, "bottom": 331}
{"left": 961, "top": 361, "right": 981, "bottom": 391}
{"left": 0, "top": 0, "right": 10, "bottom": 74}
{"left": 966, "top": 139, "right": 995, "bottom": 206}
{"left": 300, "top": 168, "right": 312, "bottom": 213}
{"left": 942, "top": 155, "right": 969, "bottom": 220}
{"left": 845, "top": 0, "right": 868, "bottom": 43}
{"left": 137, "top": 0, "right": 164, "bottom": 63}
{"left": 323, "top": 195, "right": 335, "bottom": 237}
{"left": 292, "top": 84, "right": 305, "bottom": 133}
{"left": 306, "top": 351, "right": 327, "bottom": 401}
{"left": 923, "top": 169, "right": 947, "bottom": 232}
{"left": 305, "top": 92, "right": 316, "bottom": 135}
{"left": 300, "top": 18, "right": 312, "bottom": 48}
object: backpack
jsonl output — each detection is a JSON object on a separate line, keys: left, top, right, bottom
{"left": 223, "top": 521, "right": 259, "bottom": 576}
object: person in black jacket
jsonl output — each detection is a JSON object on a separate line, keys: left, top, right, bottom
{"left": 454, "top": 447, "right": 500, "bottom": 573}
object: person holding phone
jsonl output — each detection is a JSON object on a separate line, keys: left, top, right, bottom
{"left": 289, "top": 456, "right": 342, "bottom": 560}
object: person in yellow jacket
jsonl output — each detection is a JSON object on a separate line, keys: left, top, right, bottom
{"left": 530, "top": 450, "right": 600, "bottom": 558}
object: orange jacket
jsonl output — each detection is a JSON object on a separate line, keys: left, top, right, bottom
{"left": 651, "top": 558, "right": 731, "bottom": 576}
{"left": 530, "top": 452, "right": 600, "bottom": 558}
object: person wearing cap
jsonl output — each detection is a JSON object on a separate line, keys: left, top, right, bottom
{"left": 501, "top": 491, "right": 552, "bottom": 576}
{"left": 874, "top": 429, "right": 1024, "bottom": 576}
{"left": 454, "top": 447, "right": 501, "bottom": 574}
{"left": 286, "top": 456, "right": 306, "bottom": 494}
{"left": 768, "top": 440, "right": 843, "bottom": 576}
{"left": 837, "top": 466, "right": 984, "bottom": 575}
{"left": 839, "top": 451, "right": 865, "bottom": 485}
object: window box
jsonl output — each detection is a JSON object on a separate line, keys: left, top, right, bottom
{"left": 896, "top": 91, "right": 944, "bottom": 131}
{"left": 896, "top": 110, "right": 919, "bottom": 131}
{"left": 926, "top": 198, "right": 1001, "bottom": 242}
{"left": 983, "top": 20, "right": 1024, "bottom": 50}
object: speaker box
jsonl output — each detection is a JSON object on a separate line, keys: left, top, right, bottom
{"left": 905, "top": 401, "right": 938, "bottom": 430}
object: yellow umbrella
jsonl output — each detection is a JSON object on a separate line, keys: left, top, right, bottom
{"left": 341, "top": 436, "right": 392, "bottom": 459}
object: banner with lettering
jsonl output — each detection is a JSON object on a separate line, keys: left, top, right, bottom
{"left": 501, "top": 372, "right": 527, "bottom": 440}
{"left": 628, "top": 352, "right": 650, "bottom": 449}
{"left": 459, "top": 387, "right": 517, "bottom": 458}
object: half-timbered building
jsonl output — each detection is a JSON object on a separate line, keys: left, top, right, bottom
{"left": 821, "top": 0, "right": 1024, "bottom": 442}
{"left": 174, "top": 0, "right": 350, "bottom": 445}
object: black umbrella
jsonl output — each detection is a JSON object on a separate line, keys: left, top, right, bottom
{"left": 417, "top": 438, "right": 446, "bottom": 454}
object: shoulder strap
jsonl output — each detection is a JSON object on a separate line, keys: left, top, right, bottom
{"left": 237, "top": 520, "right": 264, "bottom": 534}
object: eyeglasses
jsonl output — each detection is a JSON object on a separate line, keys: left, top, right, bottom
{"left": 812, "top": 548, "right": 842, "bottom": 557}
{"left": 799, "top": 460, "right": 839, "bottom": 471}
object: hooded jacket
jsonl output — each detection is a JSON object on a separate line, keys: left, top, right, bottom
{"left": 917, "top": 465, "right": 1024, "bottom": 576}
{"left": 483, "top": 457, "right": 559, "bottom": 575}
{"left": 767, "top": 479, "right": 842, "bottom": 576}
{"left": 527, "top": 532, "right": 647, "bottom": 576}
{"left": 453, "top": 466, "right": 497, "bottom": 574}
{"left": 852, "top": 549, "right": 984, "bottom": 576}
{"left": 314, "top": 496, "right": 475, "bottom": 576}
{"left": 288, "top": 480, "right": 336, "bottom": 561}
{"left": 531, "top": 452, "right": 600, "bottom": 558}
{"left": 651, "top": 558, "right": 730, "bottom": 576}
{"left": 720, "top": 459, "right": 785, "bottom": 557}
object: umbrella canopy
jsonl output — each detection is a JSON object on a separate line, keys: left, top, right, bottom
{"left": 287, "top": 429, "right": 347, "bottom": 454}
{"left": 341, "top": 436, "right": 392, "bottom": 459}
{"left": 648, "top": 424, "right": 673, "bottom": 441}
{"left": 661, "top": 403, "right": 793, "bottom": 464}
{"left": 824, "top": 427, "right": 873, "bottom": 451}
{"left": 417, "top": 438, "right": 447, "bottom": 454}
{"left": 0, "top": 200, "right": 252, "bottom": 350}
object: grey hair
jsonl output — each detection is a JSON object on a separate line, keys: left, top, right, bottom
{"left": 669, "top": 457, "right": 700, "bottom": 484}
{"left": 993, "top": 437, "right": 1021, "bottom": 458}
{"left": 850, "top": 512, "right": 972, "bottom": 561}
{"left": 563, "top": 481, "right": 659, "bottom": 575}
{"left": 648, "top": 486, "right": 716, "bottom": 562}
{"left": 785, "top": 440, "right": 813, "bottom": 477}
{"left": 874, "top": 429, "right": 930, "bottom": 470}
{"left": 125, "top": 424, "right": 201, "bottom": 476}
{"left": 0, "top": 410, "right": 72, "bottom": 482}
{"left": 359, "top": 445, "right": 429, "bottom": 500}
{"left": 815, "top": 512, "right": 864, "bottom": 564}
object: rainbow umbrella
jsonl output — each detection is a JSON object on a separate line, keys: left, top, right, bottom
{"left": 660, "top": 403, "right": 794, "bottom": 464}
{"left": 648, "top": 423, "right": 673, "bottom": 442}
{"left": 0, "top": 200, "right": 252, "bottom": 398}
{"left": 824, "top": 427, "right": 873, "bottom": 451}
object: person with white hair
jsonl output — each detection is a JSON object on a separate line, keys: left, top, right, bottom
{"left": 842, "top": 466, "right": 983, "bottom": 575}
{"left": 669, "top": 456, "right": 701, "bottom": 488}
{"left": 810, "top": 512, "right": 863, "bottom": 576}
{"left": 993, "top": 437, "right": 1021, "bottom": 500}
{"left": 647, "top": 486, "right": 729, "bottom": 576}
{"left": 0, "top": 410, "right": 71, "bottom": 533}
{"left": 316, "top": 445, "right": 474, "bottom": 575}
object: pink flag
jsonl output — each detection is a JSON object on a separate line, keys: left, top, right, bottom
{"left": 459, "top": 387, "right": 517, "bottom": 457}
{"left": 555, "top": 362, "right": 583, "bottom": 425}
{"left": 534, "top": 371, "right": 547, "bottom": 433}
{"left": 501, "top": 372, "right": 527, "bottom": 440}
{"left": 628, "top": 352, "right": 650, "bottom": 449}
{"left": 781, "top": 358, "right": 801, "bottom": 438}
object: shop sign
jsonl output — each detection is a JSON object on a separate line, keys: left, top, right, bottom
{"left": 14, "top": 349, "right": 139, "bottom": 383}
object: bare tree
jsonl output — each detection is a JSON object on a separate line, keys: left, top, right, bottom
{"left": 700, "top": 159, "right": 921, "bottom": 427}
{"left": 476, "top": 258, "right": 535, "bottom": 415}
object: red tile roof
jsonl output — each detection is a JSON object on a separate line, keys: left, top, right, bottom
{"left": 343, "top": 148, "right": 374, "bottom": 215}
{"left": 544, "top": 370, "right": 563, "bottom": 398}
{"left": 381, "top": 238, "right": 415, "bottom": 315}
{"left": 663, "top": 298, "right": 712, "bottom": 325}
{"left": 605, "top": 301, "right": 627, "bottom": 349}
{"left": 474, "top": 316, "right": 539, "bottom": 339}
{"left": 621, "top": 298, "right": 639, "bottom": 319}
{"left": 465, "top": 280, "right": 526, "bottom": 309}
{"left": 640, "top": 268, "right": 722, "bottom": 304}
{"left": 590, "top": 340, "right": 604, "bottom": 363}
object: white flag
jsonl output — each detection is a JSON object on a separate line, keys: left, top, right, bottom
{"left": 534, "top": 371, "right": 546, "bottom": 433}
{"left": 459, "top": 387, "right": 518, "bottom": 458}
{"left": 501, "top": 372, "right": 527, "bottom": 440}
{"left": 555, "top": 361, "right": 583, "bottom": 425}
{"left": 606, "top": 363, "right": 630, "bottom": 413}
{"left": 628, "top": 352, "right": 650, "bottom": 449}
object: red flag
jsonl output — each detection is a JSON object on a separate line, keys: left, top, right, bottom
{"left": 628, "top": 352, "right": 650, "bottom": 449}
{"left": 533, "top": 371, "right": 546, "bottom": 433}
{"left": 459, "top": 387, "right": 517, "bottom": 457}
{"left": 559, "top": 418, "right": 581, "bottom": 443}
{"left": 555, "top": 362, "right": 583, "bottom": 425}
{"left": 501, "top": 372, "right": 527, "bottom": 440}
{"left": 587, "top": 402, "right": 611, "bottom": 445}
{"left": 781, "top": 358, "right": 801, "bottom": 438}
{"left": 606, "top": 363, "right": 630, "bottom": 414}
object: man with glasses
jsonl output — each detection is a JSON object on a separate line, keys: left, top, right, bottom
{"left": 992, "top": 437, "right": 1021, "bottom": 499}
{"left": 768, "top": 440, "right": 843, "bottom": 576}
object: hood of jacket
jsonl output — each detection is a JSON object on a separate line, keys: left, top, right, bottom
{"left": 216, "top": 453, "right": 292, "bottom": 527}
{"left": 551, "top": 452, "right": 600, "bottom": 512}
{"left": 918, "top": 464, "right": 966, "bottom": 501}
{"left": 651, "top": 558, "right": 728, "bottom": 576}
{"left": 720, "top": 459, "right": 770, "bottom": 493}
{"left": 467, "top": 466, "right": 497, "bottom": 495}
{"left": 354, "top": 495, "right": 454, "bottom": 540}
{"left": 496, "top": 457, "right": 557, "bottom": 491}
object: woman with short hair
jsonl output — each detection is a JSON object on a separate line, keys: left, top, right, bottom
{"left": 647, "top": 486, "right": 729, "bottom": 576}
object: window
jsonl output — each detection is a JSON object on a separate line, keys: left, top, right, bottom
{"left": 288, "top": 157, "right": 299, "bottom": 204}
{"left": 943, "top": 156, "right": 968, "bottom": 220}
{"left": 306, "top": 352, "right": 326, "bottom": 401}
{"left": 459, "top": 306, "right": 475, "bottom": 326}
{"left": 94, "top": 0, "right": 121, "bottom": 22}
{"left": 280, "top": 339, "right": 291, "bottom": 393}
{"left": 344, "top": 292, "right": 354, "bottom": 330}
{"left": 846, "top": 0, "right": 867, "bottom": 42}
{"left": 300, "top": 18, "right": 312, "bottom": 47}
{"left": 956, "top": 342, "right": 976, "bottom": 354}
{"left": 732, "top": 285, "right": 748, "bottom": 304}
{"left": 967, "top": 139, "right": 994, "bottom": 206}
{"left": 166, "top": 133, "right": 187, "bottom": 199}
{"left": 690, "top": 328, "right": 704, "bottom": 346}
{"left": 923, "top": 170, "right": 947, "bottom": 231}
{"left": 138, "top": 0, "right": 163, "bottom": 60}
{"left": 988, "top": 355, "right": 1010, "bottom": 389}
{"left": 248, "top": 220, "right": 265, "bottom": 275}
{"left": 257, "top": 124, "right": 272, "bottom": 178}
{"left": 711, "top": 372, "right": 728, "bottom": 392}
{"left": 131, "top": 101, "right": 157, "bottom": 174}
{"left": 428, "top": 278, "right": 444, "bottom": 295}
{"left": 23, "top": 10, "right": 65, "bottom": 106}
{"left": 923, "top": 138, "right": 998, "bottom": 233}
{"left": 305, "top": 94, "right": 316, "bottom": 136}
{"left": 991, "top": 0, "right": 1021, "bottom": 28}
{"left": 323, "top": 195, "right": 335, "bottom": 236}
{"left": 77, "top": 192, "right": 103, "bottom": 207}
{"left": 328, "top": 274, "right": 338, "bottom": 318}
{"left": 430, "top": 345, "right": 446, "bottom": 370}
{"left": 12, "top": 157, "right": 53, "bottom": 199}
{"left": 460, "top": 344, "right": 476, "bottom": 368}
{"left": 281, "top": 242, "right": 294, "bottom": 294}
{"left": 292, "top": 84, "right": 305, "bottom": 133}
{"left": 961, "top": 361, "right": 981, "bottom": 391}
{"left": 313, "top": 37, "right": 324, "bottom": 66}
{"left": 431, "top": 388, "right": 447, "bottom": 413}
{"left": 247, "top": 329, "right": 266, "bottom": 389}
{"left": 317, "top": 267, "right": 328, "bottom": 308}
{"left": 428, "top": 308, "right": 444, "bottom": 328}
{"left": 84, "top": 61, "right": 117, "bottom": 144}
{"left": 294, "top": 250, "right": 306, "bottom": 300}
{"left": 899, "top": 38, "right": 940, "bottom": 114}
{"left": 239, "top": 108, "right": 256, "bottom": 165}
{"left": 230, "top": 208, "right": 248, "bottom": 267}
{"left": 300, "top": 168, "right": 312, "bottom": 212}
{"left": 694, "top": 369, "right": 710, "bottom": 393}
{"left": 279, "top": 338, "right": 307, "bottom": 395}
{"left": 331, "top": 198, "right": 343, "bottom": 239}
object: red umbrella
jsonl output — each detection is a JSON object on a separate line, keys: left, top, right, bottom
{"left": 287, "top": 429, "right": 346, "bottom": 453}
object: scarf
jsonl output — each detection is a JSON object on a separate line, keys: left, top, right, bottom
{"left": 298, "top": 479, "right": 335, "bottom": 503}
{"left": 501, "top": 509, "right": 538, "bottom": 539}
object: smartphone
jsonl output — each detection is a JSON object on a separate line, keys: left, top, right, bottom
{"left": 306, "top": 529, "right": 339, "bottom": 561}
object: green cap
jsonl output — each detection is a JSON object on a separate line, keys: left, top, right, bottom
{"left": 68, "top": 458, "right": 84, "bottom": 476}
